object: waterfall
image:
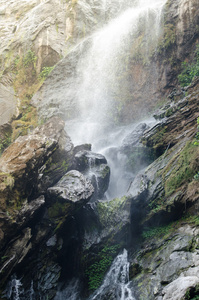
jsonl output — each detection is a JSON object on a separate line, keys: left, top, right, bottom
{"left": 64, "top": 0, "right": 166, "bottom": 197}
{"left": 90, "top": 249, "right": 135, "bottom": 300}
{"left": 65, "top": 0, "right": 166, "bottom": 143}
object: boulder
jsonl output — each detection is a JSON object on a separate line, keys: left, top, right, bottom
{"left": 73, "top": 150, "right": 110, "bottom": 200}
{"left": 46, "top": 170, "right": 94, "bottom": 220}
{"left": 47, "top": 170, "right": 94, "bottom": 204}
{"left": 0, "top": 116, "right": 73, "bottom": 204}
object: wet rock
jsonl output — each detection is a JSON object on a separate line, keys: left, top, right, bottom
{"left": 74, "top": 150, "right": 107, "bottom": 172}
{"left": 47, "top": 170, "right": 94, "bottom": 204}
{"left": 0, "top": 228, "right": 32, "bottom": 288}
{"left": 142, "top": 80, "right": 199, "bottom": 156}
{"left": 121, "top": 123, "right": 150, "bottom": 150}
{"left": 73, "top": 143, "right": 92, "bottom": 155}
{"left": 120, "top": 123, "right": 155, "bottom": 173}
{"left": 46, "top": 170, "right": 94, "bottom": 221}
{"left": 73, "top": 150, "right": 110, "bottom": 200}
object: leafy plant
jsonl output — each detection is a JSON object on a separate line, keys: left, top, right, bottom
{"left": 194, "top": 117, "right": 199, "bottom": 146}
{"left": 86, "top": 245, "right": 120, "bottom": 291}
{"left": 39, "top": 66, "right": 55, "bottom": 80}
{"left": 142, "top": 224, "right": 172, "bottom": 239}
{"left": 178, "top": 44, "right": 199, "bottom": 87}
{"left": 194, "top": 172, "right": 199, "bottom": 180}
{"left": 23, "top": 50, "right": 37, "bottom": 67}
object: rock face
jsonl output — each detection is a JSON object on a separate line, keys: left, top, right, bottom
{"left": 74, "top": 150, "right": 110, "bottom": 200}
{"left": 130, "top": 225, "right": 199, "bottom": 300}
{"left": 0, "top": 116, "right": 73, "bottom": 206}
{"left": 0, "top": 116, "right": 75, "bottom": 290}
{"left": 126, "top": 80, "right": 199, "bottom": 300}
{"left": 47, "top": 170, "right": 94, "bottom": 204}
{"left": 31, "top": 0, "right": 199, "bottom": 124}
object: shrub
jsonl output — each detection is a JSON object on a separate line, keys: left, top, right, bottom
{"left": 178, "top": 44, "right": 199, "bottom": 87}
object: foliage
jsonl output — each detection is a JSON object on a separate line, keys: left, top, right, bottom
{"left": 178, "top": 44, "right": 199, "bottom": 87}
{"left": 0, "top": 134, "right": 11, "bottom": 155}
{"left": 157, "top": 23, "right": 176, "bottom": 53}
{"left": 194, "top": 117, "right": 199, "bottom": 146}
{"left": 39, "top": 66, "right": 55, "bottom": 80}
{"left": 142, "top": 224, "right": 172, "bottom": 239}
{"left": 23, "top": 50, "right": 37, "bottom": 67}
{"left": 164, "top": 141, "right": 199, "bottom": 196}
{"left": 184, "top": 284, "right": 199, "bottom": 299}
{"left": 85, "top": 245, "right": 120, "bottom": 291}
{"left": 194, "top": 172, "right": 199, "bottom": 180}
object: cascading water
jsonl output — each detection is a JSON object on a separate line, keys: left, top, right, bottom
{"left": 90, "top": 249, "right": 135, "bottom": 300}
{"left": 4, "top": 1, "right": 167, "bottom": 299}
{"left": 65, "top": 0, "right": 167, "bottom": 198}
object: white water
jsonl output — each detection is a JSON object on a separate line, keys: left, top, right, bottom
{"left": 54, "top": 279, "right": 80, "bottom": 300}
{"left": 65, "top": 0, "right": 166, "bottom": 198}
{"left": 65, "top": 0, "right": 166, "bottom": 141}
{"left": 90, "top": 249, "right": 135, "bottom": 300}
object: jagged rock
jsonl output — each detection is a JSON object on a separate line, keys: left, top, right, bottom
{"left": 47, "top": 170, "right": 94, "bottom": 204}
{"left": 73, "top": 150, "right": 110, "bottom": 200}
{"left": 0, "top": 84, "right": 18, "bottom": 126}
{"left": 142, "top": 79, "right": 199, "bottom": 156}
{"left": 131, "top": 225, "right": 199, "bottom": 300}
{"left": 0, "top": 116, "right": 74, "bottom": 254}
{"left": 0, "top": 116, "right": 73, "bottom": 203}
{"left": 0, "top": 228, "right": 32, "bottom": 288}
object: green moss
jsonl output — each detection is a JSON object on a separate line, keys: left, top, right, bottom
{"left": 48, "top": 201, "right": 71, "bottom": 219}
{"left": 178, "top": 44, "right": 199, "bottom": 87}
{"left": 97, "top": 196, "right": 127, "bottom": 226}
{"left": 142, "top": 224, "right": 172, "bottom": 239}
{"left": 0, "top": 133, "right": 12, "bottom": 155}
{"left": 164, "top": 141, "right": 199, "bottom": 196}
{"left": 157, "top": 23, "right": 176, "bottom": 53}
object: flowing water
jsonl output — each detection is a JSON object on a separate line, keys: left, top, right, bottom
{"left": 5, "top": 0, "right": 167, "bottom": 299}
{"left": 90, "top": 249, "right": 135, "bottom": 300}
{"left": 65, "top": 0, "right": 166, "bottom": 198}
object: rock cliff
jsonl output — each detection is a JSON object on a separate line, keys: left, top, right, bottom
{"left": 0, "top": 0, "right": 199, "bottom": 299}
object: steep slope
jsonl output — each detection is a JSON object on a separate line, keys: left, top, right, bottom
{"left": 0, "top": 0, "right": 199, "bottom": 299}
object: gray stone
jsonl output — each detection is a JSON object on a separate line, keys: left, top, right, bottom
{"left": 47, "top": 170, "right": 94, "bottom": 204}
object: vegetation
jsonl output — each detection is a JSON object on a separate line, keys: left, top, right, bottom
{"left": 85, "top": 245, "right": 120, "bottom": 291}
{"left": 0, "top": 134, "right": 11, "bottom": 155}
{"left": 142, "top": 224, "right": 172, "bottom": 239}
{"left": 157, "top": 23, "right": 176, "bottom": 53}
{"left": 97, "top": 196, "right": 127, "bottom": 227}
{"left": 0, "top": 48, "right": 56, "bottom": 142}
{"left": 184, "top": 284, "right": 199, "bottom": 300}
{"left": 163, "top": 141, "right": 199, "bottom": 196}
{"left": 39, "top": 66, "right": 55, "bottom": 80}
{"left": 194, "top": 117, "right": 199, "bottom": 146}
{"left": 178, "top": 44, "right": 199, "bottom": 87}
